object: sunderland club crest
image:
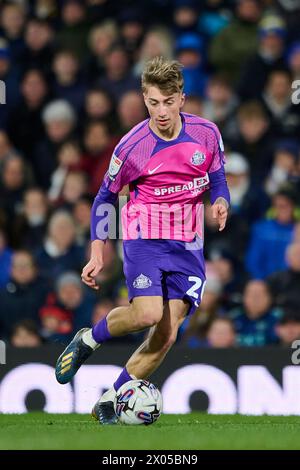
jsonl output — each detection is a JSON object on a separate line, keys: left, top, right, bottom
{"left": 191, "top": 150, "right": 206, "bottom": 165}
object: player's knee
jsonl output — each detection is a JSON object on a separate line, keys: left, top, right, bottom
{"left": 135, "top": 309, "right": 163, "bottom": 329}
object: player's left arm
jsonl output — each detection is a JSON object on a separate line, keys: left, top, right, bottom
{"left": 208, "top": 126, "right": 230, "bottom": 232}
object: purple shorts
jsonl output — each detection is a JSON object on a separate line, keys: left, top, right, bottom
{"left": 123, "top": 238, "right": 206, "bottom": 315}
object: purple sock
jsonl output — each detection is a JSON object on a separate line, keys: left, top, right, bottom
{"left": 92, "top": 317, "right": 112, "bottom": 343}
{"left": 113, "top": 367, "right": 132, "bottom": 391}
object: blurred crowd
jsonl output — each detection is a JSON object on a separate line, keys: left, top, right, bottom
{"left": 0, "top": 0, "right": 300, "bottom": 349}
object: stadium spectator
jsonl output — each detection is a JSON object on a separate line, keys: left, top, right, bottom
{"left": 206, "top": 317, "right": 236, "bottom": 348}
{"left": 275, "top": 311, "right": 300, "bottom": 347}
{"left": 72, "top": 195, "right": 93, "bottom": 245}
{"left": 224, "top": 151, "right": 269, "bottom": 222}
{"left": 55, "top": 0, "right": 89, "bottom": 61}
{"left": 83, "top": 88, "right": 116, "bottom": 125}
{"left": 82, "top": 120, "right": 117, "bottom": 193}
{"left": 35, "top": 210, "right": 85, "bottom": 282}
{"left": 11, "top": 187, "right": 48, "bottom": 250}
{"left": 117, "top": 90, "right": 146, "bottom": 134}
{"left": 0, "top": 250, "right": 49, "bottom": 339}
{"left": 246, "top": 189, "right": 297, "bottom": 279}
{"left": 267, "top": 242, "right": 300, "bottom": 312}
{"left": 264, "top": 139, "right": 299, "bottom": 196}
{"left": 175, "top": 33, "right": 208, "bottom": 98}
{"left": 40, "top": 271, "right": 96, "bottom": 343}
{"left": 209, "top": 0, "right": 261, "bottom": 83}
{"left": 0, "top": 154, "right": 32, "bottom": 242}
{"left": 10, "top": 319, "right": 43, "bottom": 347}
{"left": 118, "top": 6, "right": 145, "bottom": 60}
{"left": 260, "top": 69, "right": 300, "bottom": 139}
{"left": 98, "top": 45, "right": 139, "bottom": 101}
{"left": 238, "top": 15, "right": 287, "bottom": 101}
{"left": 0, "top": 228, "right": 12, "bottom": 289}
{"left": 182, "top": 95, "right": 203, "bottom": 116}
{"left": 172, "top": 0, "right": 200, "bottom": 37}
{"left": 133, "top": 26, "right": 174, "bottom": 77}
{"left": 85, "top": 20, "right": 119, "bottom": 84}
{"left": 7, "top": 68, "right": 49, "bottom": 162}
{"left": 202, "top": 75, "right": 238, "bottom": 132}
{"left": 52, "top": 49, "right": 87, "bottom": 112}
{"left": 34, "top": 99, "right": 77, "bottom": 188}
{"left": 227, "top": 101, "right": 275, "bottom": 183}
{"left": 92, "top": 299, "right": 115, "bottom": 326}
{"left": 209, "top": 248, "right": 248, "bottom": 311}
{"left": 228, "top": 280, "right": 282, "bottom": 346}
{"left": 0, "top": 2, "right": 26, "bottom": 62}
{"left": 60, "top": 171, "right": 88, "bottom": 209}
{"left": 20, "top": 17, "right": 54, "bottom": 76}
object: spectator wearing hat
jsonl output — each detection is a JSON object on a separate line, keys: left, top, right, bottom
{"left": 209, "top": 0, "right": 262, "bottom": 83}
{"left": 238, "top": 15, "right": 287, "bottom": 101}
{"left": 267, "top": 242, "right": 300, "bottom": 313}
{"left": 275, "top": 310, "right": 300, "bottom": 347}
{"left": 33, "top": 99, "right": 77, "bottom": 188}
{"left": 39, "top": 271, "right": 97, "bottom": 343}
{"left": 264, "top": 139, "right": 299, "bottom": 196}
{"left": 175, "top": 32, "right": 208, "bottom": 97}
{"left": 246, "top": 189, "right": 298, "bottom": 279}
{"left": 228, "top": 280, "right": 282, "bottom": 346}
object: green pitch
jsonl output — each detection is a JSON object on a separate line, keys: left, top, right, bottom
{"left": 0, "top": 413, "right": 300, "bottom": 450}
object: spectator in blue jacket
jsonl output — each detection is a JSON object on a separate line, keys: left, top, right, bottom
{"left": 228, "top": 280, "right": 282, "bottom": 346}
{"left": 245, "top": 189, "right": 298, "bottom": 279}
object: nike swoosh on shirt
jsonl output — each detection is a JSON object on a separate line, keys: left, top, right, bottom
{"left": 148, "top": 163, "right": 163, "bottom": 175}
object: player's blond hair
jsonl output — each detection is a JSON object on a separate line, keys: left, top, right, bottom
{"left": 141, "top": 57, "right": 184, "bottom": 95}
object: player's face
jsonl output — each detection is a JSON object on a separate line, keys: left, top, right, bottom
{"left": 143, "top": 86, "right": 185, "bottom": 137}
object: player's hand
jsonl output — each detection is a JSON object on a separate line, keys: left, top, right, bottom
{"left": 81, "top": 257, "right": 104, "bottom": 290}
{"left": 211, "top": 199, "right": 229, "bottom": 232}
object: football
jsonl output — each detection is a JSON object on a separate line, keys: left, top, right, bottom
{"left": 114, "top": 379, "right": 163, "bottom": 425}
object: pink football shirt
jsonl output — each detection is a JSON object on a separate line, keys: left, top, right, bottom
{"left": 103, "top": 112, "right": 225, "bottom": 241}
